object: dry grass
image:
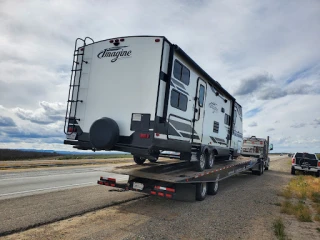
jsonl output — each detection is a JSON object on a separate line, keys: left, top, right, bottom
{"left": 273, "top": 217, "right": 286, "bottom": 240}
{"left": 282, "top": 175, "right": 320, "bottom": 200}
{"left": 281, "top": 200, "right": 313, "bottom": 222}
{"left": 280, "top": 175, "right": 320, "bottom": 222}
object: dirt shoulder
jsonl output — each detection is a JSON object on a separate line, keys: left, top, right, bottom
{"left": 1, "top": 157, "right": 294, "bottom": 240}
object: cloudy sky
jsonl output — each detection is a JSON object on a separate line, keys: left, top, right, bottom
{"left": 0, "top": 0, "right": 319, "bottom": 153}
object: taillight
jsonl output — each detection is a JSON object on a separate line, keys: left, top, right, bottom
{"left": 292, "top": 158, "right": 295, "bottom": 164}
{"left": 140, "top": 133, "right": 150, "bottom": 139}
{"left": 68, "top": 126, "right": 75, "bottom": 133}
{"left": 318, "top": 161, "right": 320, "bottom": 167}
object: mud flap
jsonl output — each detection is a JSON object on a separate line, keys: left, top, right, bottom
{"left": 174, "top": 183, "right": 196, "bottom": 202}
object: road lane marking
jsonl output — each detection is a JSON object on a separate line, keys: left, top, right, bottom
{"left": 0, "top": 182, "right": 94, "bottom": 197}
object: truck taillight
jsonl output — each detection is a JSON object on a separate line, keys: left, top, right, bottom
{"left": 292, "top": 158, "right": 295, "bottom": 164}
{"left": 318, "top": 161, "right": 320, "bottom": 167}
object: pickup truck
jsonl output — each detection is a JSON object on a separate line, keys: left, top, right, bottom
{"left": 291, "top": 152, "right": 320, "bottom": 177}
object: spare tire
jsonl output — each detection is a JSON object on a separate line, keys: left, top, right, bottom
{"left": 89, "top": 117, "right": 119, "bottom": 150}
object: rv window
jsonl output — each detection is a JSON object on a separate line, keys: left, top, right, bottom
{"left": 173, "top": 61, "right": 182, "bottom": 80}
{"left": 198, "top": 85, "right": 205, "bottom": 107}
{"left": 213, "top": 121, "right": 219, "bottom": 133}
{"left": 181, "top": 67, "right": 190, "bottom": 85}
{"left": 173, "top": 60, "right": 190, "bottom": 85}
{"left": 170, "top": 89, "right": 188, "bottom": 111}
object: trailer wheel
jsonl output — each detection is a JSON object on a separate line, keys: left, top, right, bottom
{"left": 195, "top": 152, "right": 206, "bottom": 172}
{"left": 133, "top": 156, "right": 146, "bottom": 165}
{"left": 207, "top": 182, "right": 218, "bottom": 195}
{"left": 291, "top": 167, "right": 296, "bottom": 175}
{"left": 206, "top": 152, "right": 215, "bottom": 169}
{"left": 196, "top": 182, "right": 207, "bottom": 201}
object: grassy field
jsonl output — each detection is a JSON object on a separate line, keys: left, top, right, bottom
{"left": 280, "top": 175, "right": 320, "bottom": 222}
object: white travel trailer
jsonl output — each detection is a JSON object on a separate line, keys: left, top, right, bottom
{"left": 64, "top": 36, "right": 243, "bottom": 171}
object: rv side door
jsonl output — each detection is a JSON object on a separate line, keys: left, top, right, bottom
{"left": 192, "top": 78, "right": 207, "bottom": 143}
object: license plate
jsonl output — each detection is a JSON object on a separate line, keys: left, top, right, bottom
{"left": 133, "top": 182, "right": 144, "bottom": 190}
{"left": 66, "top": 132, "right": 77, "bottom": 140}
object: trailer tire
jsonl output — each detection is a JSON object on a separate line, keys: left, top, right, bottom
{"left": 195, "top": 152, "right": 206, "bottom": 172}
{"left": 196, "top": 182, "right": 207, "bottom": 201}
{"left": 207, "top": 182, "right": 218, "bottom": 195}
{"left": 291, "top": 167, "right": 296, "bottom": 175}
{"left": 206, "top": 152, "right": 215, "bottom": 169}
{"left": 133, "top": 156, "right": 146, "bottom": 165}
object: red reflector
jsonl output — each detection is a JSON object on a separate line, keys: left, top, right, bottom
{"left": 107, "top": 178, "right": 116, "bottom": 182}
{"left": 110, "top": 183, "right": 115, "bottom": 187}
{"left": 155, "top": 133, "right": 160, "bottom": 136}
{"left": 151, "top": 191, "right": 156, "bottom": 195}
{"left": 120, "top": 38, "right": 124, "bottom": 42}
{"left": 154, "top": 186, "right": 160, "bottom": 190}
{"left": 158, "top": 192, "right": 164, "bottom": 197}
{"left": 140, "top": 133, "right": 150, "bottom": 139}
{"left": 155, "top": 39, "right": 160, "bottom": 42}
{"left": 165, "top": 193, "right": 172, "bottom": 198}
{"left": 109, "top": 40, "right": 114, "bottom": 43}
{"left": 166, "top": 188, "right": 175, "bottom": 193}
{"left": 104, "top": 182, "right": 109, "bottom": 186}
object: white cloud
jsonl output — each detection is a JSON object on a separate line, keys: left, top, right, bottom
{"left": 0, "top": 0, "right": 319, "bottom": 152}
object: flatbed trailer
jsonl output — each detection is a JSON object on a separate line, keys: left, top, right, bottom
{"left": 97, "top": 157, "right": 265, "bottom": 201}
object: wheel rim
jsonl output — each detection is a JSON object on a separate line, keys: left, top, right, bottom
{"left": 200, "top": 154, "right": 206, "bottom": 169}
{"left": 214, "top": 182, "right": 218, "bottom": 192}
{"left": 201, "top": 183, "right": 207, "bottom": 197}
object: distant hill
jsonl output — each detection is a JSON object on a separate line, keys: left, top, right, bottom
{"left": 0, "top": 148, "right": 129, "bottom": 161}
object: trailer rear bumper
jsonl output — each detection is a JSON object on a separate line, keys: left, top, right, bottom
{"left": 97, "top": 176, "right": 196, "bottom": 201}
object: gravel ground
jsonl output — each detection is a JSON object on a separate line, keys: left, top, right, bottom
{"left": 1, "top": 157, "right": 292, "bottom": 240}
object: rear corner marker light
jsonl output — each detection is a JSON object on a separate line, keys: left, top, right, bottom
{"left": 166, "top": 188, "right": 175, "bottom": 193}
{"left": 109, "top": 40, "right": 114, "bottom": 43}
{"left": 165, "top": 193, "right": 172, "bottom": 198}
{"left": 140, "top": 133, "right": 150, "bottom": 139}
{"left": 151, "top": 191, "right": 156, "bottom": 195}
{"left": 158, "top": 192, "right": 164, "bottom": 197}
{"left": 155, "top": 39, "right": 160, "bottom": 42}
{"left": 120, "top": 38, "right": 124, "bottom": 42}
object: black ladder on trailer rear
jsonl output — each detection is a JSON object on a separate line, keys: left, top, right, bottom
{"left": 97, "top": 157, "right": 265, "bottom": 201}
{"left": 64, "top": 37, "right": 94, "bottom": 135}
